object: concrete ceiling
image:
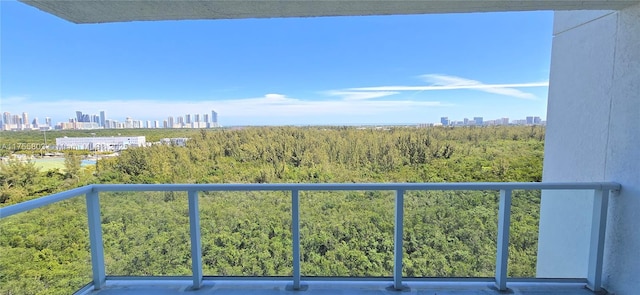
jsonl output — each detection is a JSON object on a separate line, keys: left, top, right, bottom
{"left": 19, "top": 0, "right": 640, "bottom": 24}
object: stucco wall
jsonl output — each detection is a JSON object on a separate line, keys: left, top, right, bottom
{"left": 538, "top": 3, "right": 639, "bottom": 294}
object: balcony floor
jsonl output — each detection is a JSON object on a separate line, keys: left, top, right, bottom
{"left": 82, "top": 279, "right": 599, "bottom": 295}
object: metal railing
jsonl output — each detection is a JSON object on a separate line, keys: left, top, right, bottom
{"left": 0, "top": 182, "right": 620, "bottom": 293}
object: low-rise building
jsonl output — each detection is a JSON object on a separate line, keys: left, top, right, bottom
{"left": 55, "top": 136, "right": 146, "bottom": 151}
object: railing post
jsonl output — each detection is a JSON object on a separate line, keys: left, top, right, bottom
{"left": 85, "top": 190, "right": 106, "bottom": 289}
{"left": 188, "top": 191, "right": 203, "bottom": 289}
{"left": 495, "top": 189, "right": 512, "bottom": 291}
{"left": 291, "top": 190, "right": 301, "bottom": 290}
{"left": 587, "top": 189, "right": 609, "bottom": 292}
{"left": 393, "top": 189, "right": 404, "bottom": 290}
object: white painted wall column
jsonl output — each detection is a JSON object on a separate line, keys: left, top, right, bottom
{"left": 538, "top": 4, "right": 640, "bottom": 294}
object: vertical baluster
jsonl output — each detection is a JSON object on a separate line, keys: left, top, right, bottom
{"left": 292, "top": 190, "right": 301, "bottom": 290}
{"left": 188, "top": 190, "right": 203, "bottom": 289}
{"left": 587, "top": 189, "right": 609, "bottom": 292}
{"left": 394, "top": 189, "right": 404, "bottom": 290}
{"left": 495, "top": 189, "right": 512, "bottom": 291}
{"left": 86, "top": 190, "right": 106, "bottom": 289}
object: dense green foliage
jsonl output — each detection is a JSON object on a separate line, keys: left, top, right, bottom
{"left": 0, "top": 126, "right": 544, "bottom": 294}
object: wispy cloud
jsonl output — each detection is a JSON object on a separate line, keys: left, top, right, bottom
{"left": 4, "top": 74, "right": 544, "bottom": 125}
{"left": 194, "top": 94, "right": 449, "bottom": 117}
{"left": 0, "top": 95, "right": 29, "bottom": 105}
{"left": 324, "top": 90, "right": 399, "bottom": 100}
{"left": 4, "top": 94, "right": 450, "bottom": 125}
{"left": 346, "top": 74, "right": 548, "bottom": 100}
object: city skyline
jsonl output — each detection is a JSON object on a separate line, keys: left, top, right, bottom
{"left": 1, "top": 2, "right": 552, "bottom": 126}
{"left": 1, "top": 109, "right": 220, "bottom": 131}
{"left": 1, "top": 108, "right": 544, "bottom": 131}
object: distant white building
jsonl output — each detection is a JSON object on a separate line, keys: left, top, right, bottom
{"left": 160, "top": 138, "right": 189, "bottom": 147}
{"left": 56, "top": 136, "right": 146, "bottom": 151}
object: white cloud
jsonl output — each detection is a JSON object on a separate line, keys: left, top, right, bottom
{"left": 4, "top": 94, "right": 450, "bottom": 125}
{"left": 3, "top": 74, "right": 544, "bottom": 125}
{"left": 325, "top": 90, "right": 399, "bottom": 100}
{"left": 347, "top": 74, "right": 548, "bottom": 100}
{"left": 213, "top": 94, "right": 447, "bottom": 117}
{"left": 1, "top": 95, "right": 29, "bottom": 106}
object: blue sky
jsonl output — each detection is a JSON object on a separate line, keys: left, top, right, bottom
{"left": 1, "top": 1, "right": 553, "bottom": 126}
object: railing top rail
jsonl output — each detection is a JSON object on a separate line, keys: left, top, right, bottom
{"left": 0, "top": 185, "right": 93, "bottom": 219}
{"left": 93, "top": 182, "right": 621, "bottom": 192}
{"left": 1, "top": 182, "right": 621, "bottom": 219}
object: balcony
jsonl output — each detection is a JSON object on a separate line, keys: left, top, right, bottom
{"left": 0, "top": 182, "right": 620, "bottom": 294}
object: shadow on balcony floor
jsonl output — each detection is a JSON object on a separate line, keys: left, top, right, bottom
{"left": 84, "top": 280, "right": 599, "bottom": 295}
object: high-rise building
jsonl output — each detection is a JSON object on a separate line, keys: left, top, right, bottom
{"left": 167, "top": 116, "right": 174, "bottom": 128}
{"left": 211, "top": 110, "right": 218, "bottom": 123}
{"left": 203, "top": 114, "right": 209, "bottom": 123}
{"left": 440, "top": 117, "right": 449, "bottom": 126}
{"left": 474, "top": 117, "right": 483, "bottom": 126}
{"left": 100, "top": 111, "right": 106, "bottom": 128}
{"left": 194, "top": 114, "right": 200, "bottom": 123}
{"left": 3, "top": 112, "right": 11, "bottom": 125}
{"left": 185, "top": 114, "right": 191, "bottom": 124}
{"left": 45, "top": 117, "right": 52, "bottom": 127}
{"left": 22, "top": 112, "right": 30, "bottom": 128}
{"left": 125, "top": 117, "right": 134, "bottom": 129}
{"left": 534, "top": 116, "right": 542, "bottom": 124}
{"left": 75, "top": 111, "right": 92, "bottom": 123}
{"left": 2, "top": 112, "right": 13, "bottom": 130}
{"left": 526, "top": 116, "right": 534, "bottom": 125}
{"left": 91, "top": 115, "right": 100, "bottom": 124}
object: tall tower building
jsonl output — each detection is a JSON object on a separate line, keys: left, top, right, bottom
{"left": 3, "top": 112, "right": 11, "bottom": 129}
{"left": 22, "top": 112, "right": 29, "bottom": 128}
{"left": 526, "top": 116, "right": 534, "bottom": 125}
{"left": 45, "top": 117, "right": 52, "bottom": 127}
{"left": 211, "top": 110, "right": 218, "bottom": 123}
{"left": 534, "top": 116, "right": 542, "bottom": 124}
{"left": 76, "top": 111, "right": 84, "bottom": 122}
{"left": 474, "top": 117, "right": 483, "bottom": 126}
{"left": 125, "top": 117, "right": 134, "bottom": 129}
{"left": 185, "top": 114, "right": 191, "bottom": 124}
{"left": 100, "top": 111, "right": 106, "bottom": 128}
{"left": 440, "top": 117, "right": 449, "bottom": 126}
{"left": 13, "top": 115, "right": 22, "bottom": 130}
{"left": 92, "top": 114, "right": 100, "bottom": 124}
